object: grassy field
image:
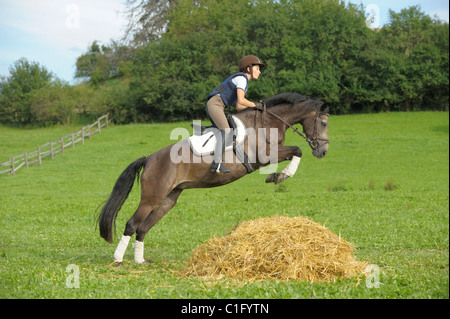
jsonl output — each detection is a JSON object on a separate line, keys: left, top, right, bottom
{"left": 0, "top": 112, "right": 448, "bottom": 299}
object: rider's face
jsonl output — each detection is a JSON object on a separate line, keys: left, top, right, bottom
{"left": 250, "top": 65, "right": 261, "bottom": 80}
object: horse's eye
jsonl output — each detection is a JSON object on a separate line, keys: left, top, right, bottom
{"left": 321, "top": 121, "right": 327, "bottom": 127}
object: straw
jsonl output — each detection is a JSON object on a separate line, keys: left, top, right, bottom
{"left": 182, "top": 216, "right": 368, "bottom": 283}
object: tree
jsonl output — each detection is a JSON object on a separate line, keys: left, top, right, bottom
{"left": 129, "top": 0, "right": 375, "bottom": 118}
{"left": 122, "top": 0, "right": 180, "bottom": 46}
{"left": 75, "top": 40, "right": 132, "bottom": 85}
{"left": 111, "top": 0, "right": 450, "bottom": 120}
{"left": 355, "top": 6, "right": 449, "bottom": 111}
{"left": 385, "top": 6, "right": 449, "bottom": 110}
{"left": 3, "top": 1, "right": 445, "bottom": 126}
{"left": 29, "top": 80, "right": 79, "bottom": 125}
{"left": 0, "top": 58, "right": 53, "bottom": 124}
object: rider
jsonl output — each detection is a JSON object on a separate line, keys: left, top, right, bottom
{"left": 206, "top": 55, "right": 265, "bottom": 173}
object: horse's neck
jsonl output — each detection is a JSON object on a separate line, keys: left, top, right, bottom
{"left": 270, "top": 103, "right": 314, "bottom": 127}
{"left": 236, "top": 102, "right": 316, "bottom": 131}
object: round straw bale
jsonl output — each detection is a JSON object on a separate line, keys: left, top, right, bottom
{"left": 182, "top": 216, "right": 367, "bottom": 283}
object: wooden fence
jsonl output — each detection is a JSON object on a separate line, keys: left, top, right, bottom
{"left": 0, "top": 114, "right": 109, "bottom": 176}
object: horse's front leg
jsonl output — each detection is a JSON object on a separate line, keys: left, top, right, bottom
{"left": 265, "top": 145, "right": 302, "bottom": 184}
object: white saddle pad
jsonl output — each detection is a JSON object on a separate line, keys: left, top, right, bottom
{"left": 188, "top": 115, "right": 247, "bottom": 156}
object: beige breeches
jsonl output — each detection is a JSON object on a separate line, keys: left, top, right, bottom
{"left": 206, "top": 94, "right": 230, "bottom": 130}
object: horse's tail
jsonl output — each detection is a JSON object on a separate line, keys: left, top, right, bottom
{"left": 98, "top": 156, "right": 147, "bottom": 243}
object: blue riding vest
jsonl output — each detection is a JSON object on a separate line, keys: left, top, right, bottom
{"left": 207, "top": 72, "right": 248, "bottom": 108}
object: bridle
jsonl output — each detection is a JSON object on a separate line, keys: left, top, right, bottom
{"left": 260, "top": 102, "right": 330, "bottom": 150}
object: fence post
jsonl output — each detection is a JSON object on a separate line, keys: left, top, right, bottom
{"left": 10, "top": 157, "right": 15, "bottom": 176}
{"left": 106, "top": 114, "right": 109, "bottom": 127}
{"left": 50, "top": 141, "right": 54, "bottom": 159}
{"left": 98, "top": 119, "right": 101, "bottom": 134}
{"left": 71, "top": 133, "right": 75, "bottom": 148}
{"left": 81, "top": 127, "right": 85, "bottom": 144}
{"left": 25, "top": 152, "right": 29, "bottom": 168}
{"left": 61, "top": 137, "right": 65, "bottom": 154}
{"left": 38, "top": 147, "right": 42, "bottom": 166}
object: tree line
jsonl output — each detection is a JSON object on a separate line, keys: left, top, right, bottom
{"left": 1, "top": 0, "right": 448, "bottom": 125}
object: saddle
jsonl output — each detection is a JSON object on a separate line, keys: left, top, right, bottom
{"left": 188, "top": 115, "right": 254, "bottom": 173}
{"left": 189, "top": 115, "right": 245, "bottom": 156}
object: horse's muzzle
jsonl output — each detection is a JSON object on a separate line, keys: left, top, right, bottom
{"left": 312, "top": 143, "right": 328, "bottom": 159}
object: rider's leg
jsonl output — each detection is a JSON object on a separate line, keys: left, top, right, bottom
{"left": 206, "top": 96, "right": 231, "bottom": 173}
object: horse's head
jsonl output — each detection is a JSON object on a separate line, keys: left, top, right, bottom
{"left": 263, "top": 93, "right": 329, "bottom": 159}
{"left": 303, "top": 105, "right": 329, "bottom": 159}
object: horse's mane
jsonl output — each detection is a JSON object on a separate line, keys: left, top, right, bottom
{"left": 264, "top": 93, "right": 309, "bottom": 107}
{"left": 264, "top": 92, "right": 324, "bottom": 111}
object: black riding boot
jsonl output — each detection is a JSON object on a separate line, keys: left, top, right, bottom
{"left": 210, "top": 129, "right": 231, "bottom": 173}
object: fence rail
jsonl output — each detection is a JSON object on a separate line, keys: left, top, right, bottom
{"left": 1, "top": 114, "right": 109, "bottom": 176}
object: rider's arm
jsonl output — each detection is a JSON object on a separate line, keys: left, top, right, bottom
{"left": 236, "top": 89, "right": 257, "bottom": 112}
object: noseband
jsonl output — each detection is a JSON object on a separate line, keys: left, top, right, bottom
{"left": 261, "top": 102, "right": 330, "bottom": 150}
{"left": 305, "top": 110, "right": 330, "bottom": 149}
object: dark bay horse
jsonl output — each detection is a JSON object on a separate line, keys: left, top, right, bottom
{"left": 98, "top": 92, "right": 329, "bottom": 264}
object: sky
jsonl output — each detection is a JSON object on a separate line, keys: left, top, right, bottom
{"left": 0, "top": 0, "right": 448, "bottom": 84}
{"left": 0, "top": 0, "right": 128, "bottom": 84}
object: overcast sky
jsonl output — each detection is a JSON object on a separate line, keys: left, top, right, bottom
{"left": 0, "top": 0, "right": 448, "bottom": 84}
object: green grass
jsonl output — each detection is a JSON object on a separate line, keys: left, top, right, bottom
{"left": 0, "top": 112, "right": 448, "bottom": 299}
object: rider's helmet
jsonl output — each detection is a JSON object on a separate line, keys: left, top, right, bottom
{"left": 238, "top": 55, "right": 266, "bottom": 73}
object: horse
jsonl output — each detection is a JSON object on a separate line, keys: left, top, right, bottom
{"left": 98, "top": 92, "right": 329, "bottom": 264}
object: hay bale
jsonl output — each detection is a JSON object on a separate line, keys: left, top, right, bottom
{"left": 182, "top": 216, "right": 367, "bottom": 283}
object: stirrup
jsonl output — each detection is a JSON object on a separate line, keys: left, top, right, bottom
{"left": 218, "top": 163, "right": 230, "bottom": 173}
{"left": 211, "top": 162, "right": 230, "bottom": 173}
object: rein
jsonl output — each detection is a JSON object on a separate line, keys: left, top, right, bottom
{"left": 260, "top": 102, "right": 329, "bottom": 149}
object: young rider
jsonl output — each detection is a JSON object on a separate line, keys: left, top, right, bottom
{"left": 206, "top": 55, "right": 265, "bottom": 173}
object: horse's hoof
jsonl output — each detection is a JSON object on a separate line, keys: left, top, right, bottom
{"left": 113, "top": 262, "right": 123, "bottom": 267}
{"left": 265, "top": 173, "right": 277, "bottom": 184}
{"left": 274, "top": 173, "right": 288, "bottom": 185}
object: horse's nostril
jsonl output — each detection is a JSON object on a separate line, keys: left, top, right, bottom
{"left": 322, "top": 150, "right": 327, "bottom": 157}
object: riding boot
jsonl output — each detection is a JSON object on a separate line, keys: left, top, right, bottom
{"left": 210, "top": 129, "right": 231, "bottom": 173}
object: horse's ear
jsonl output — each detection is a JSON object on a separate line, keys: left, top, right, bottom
{"left": 323, "top": 106, "right": 330, "bottom": 115}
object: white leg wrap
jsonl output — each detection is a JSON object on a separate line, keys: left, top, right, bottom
{"left": 281, "top": 156, "right": 301, "bottom": 177}
{"left": 113, "top": 235, "right": 131, "bottom": 263}
{"left": 133, "top": 241, "right": 145, "bottom": 264}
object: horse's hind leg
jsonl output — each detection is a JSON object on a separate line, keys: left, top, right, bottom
{"left": 113, "top": 149, "right": 180, "bottom": 264}
{"left": 133, "top": 188, "right": 183, "bottom": 264}
{"left": 114, "top": 195, "right": 171, "bottom": 264}
{"left": 113, "top": 200, "right": 155, "bottom": 264}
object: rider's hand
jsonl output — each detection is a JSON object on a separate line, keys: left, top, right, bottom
{"left": 254, "top": 102, "right": 264, "bottom": 110}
